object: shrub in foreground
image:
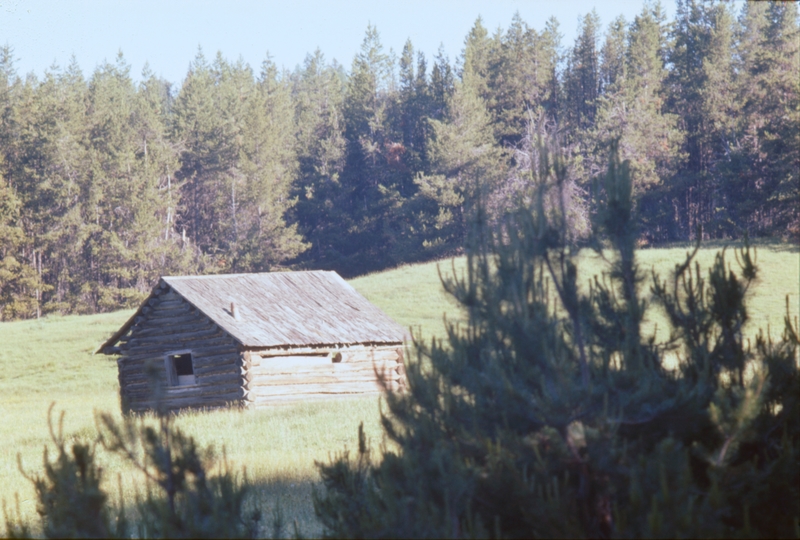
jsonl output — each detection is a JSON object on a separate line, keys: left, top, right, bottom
{"left": 314, "top": 143, "right": 800, "bottom": 538}
{"left": 5, "top": 376, "right": 264, "bottom": 538}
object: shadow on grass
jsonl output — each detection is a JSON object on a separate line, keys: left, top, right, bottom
{"left": 97, "top": 476, "right": 323, "bottom": 539}
{"left": 643, "top": 237, "right": 799, "bottom": 253}
{"left": 245, "top": 476, "right": 323, "bottom": 539}
{"left": 764, "top": 240, "right": 800, "bottom": 253}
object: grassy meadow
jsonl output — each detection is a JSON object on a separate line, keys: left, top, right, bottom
{"left": 0, "top": 241, "right": 797, "bottom": 536}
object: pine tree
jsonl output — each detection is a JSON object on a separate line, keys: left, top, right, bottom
{"left": 132, "top": 65, "right": 196, "bottom": 280}
{"left": 412, "top": 62, "right": 504, "bottom": 257}
{"left": 429, "top": 45, "right": 454, "bottom": 122}
{"left": 291, "top": 49, "right": 348, "bottom": 266}
{"left": 80, "top": 53, "right": 189, "bottom": 311}
{"left": 314, "top": 140, "right": 800, "bottom": 538}
{"left": 666, "top": 0, "right": 738, "bottom": 240}
{"left": 0, "top": 47, "right": 47, "bottom": 319}
{"left": 8, "top": 390, "right": 263, "bottom": 538}
{"left": 12, "top": 57, "right": 90, "bottom": 314}
{"left": 229, "top": 56, "right": 307, "bottom": 272}
{"left": 11, "top": 406, "right": 125, "bottom": 538}
{"left": 172, "top": 51, "right": 305, "bottom": 274}
{"left": 0, "top": 166, "right": 46, "bottom": 319}
{"left": 397, "top": 39, "right": 430, "bottom": 175}
{"left": 0, "top": 45, "right": 21, "bottom": 176}
{"left": 732, "top": 1, "right": 800, "bottom": 239}
{"left": 334, "top": 24, "right": 407, "bottom": 274}
{"left": 563, "top": 11, "right": 601, "bottom": 136}
{"left": 172, "top": 49, "right": 229, "bottom": 258}
{"left": 696, "top": 0, "right": 737, "bottom": 237}
{"left": 460, "top": 18, "right": 493, "bottom": 107}
{"left": 599, "top": 16, "right": 627, "bottom": 95}
{"left": 590, "top": 1, "right": 684, "bottom": 242}
{"left": 540, "top": 17, "right": 564, "bottom": 123}
{"left": 481, "top": 13, "right": 560, "bottom": 150}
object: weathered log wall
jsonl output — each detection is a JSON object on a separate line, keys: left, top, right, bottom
{"left": 113, "top": 282, "right": 407, "bottom": 411}
{"left": 117, "top": 284, "right": 245, "bottom": 412}
{"left": 245, "top": 344, "right": 406, "bottom": 407}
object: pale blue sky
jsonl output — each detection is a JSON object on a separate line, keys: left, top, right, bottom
{"left": 0, "top": 0, "right": 679, "bottom": 84}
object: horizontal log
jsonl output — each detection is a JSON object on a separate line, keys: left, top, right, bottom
{"left": 194, "top": 360, "right": 241, "bottom": 376}
{"left": 120, "top": 353, "right": 236, "bottom": 376}
{"left": 122, "top": 362, "right": 240, "bottom": 382}
{"left": 134, "top": 311, "right": 197, "bottom": 327}
{"left": 251, "top": 347, "right": 336, "bottom": 357}
{"left": 256, "top": 355, "right": 336, "bottom": 369}
{"left": 120, "top": 326, "right": 220, "bottom": 350}
{"left": 131, "top": 319, "right": 215, "bottom": 338}
{"left": 121, "top": 328, "right": 227, "bottom": 347}
{"left": 191, "top": 349, "right": 241, "bottom": 361}
{"left": 251, "top": 368, "right": 395, "bottom": 383}
{"left": 119, "top": 371, "right": 166, "bottom": 385}
{"left": 248, "top": 344, "right": 398, "bottom": 356}
{"left": 123, "top": 382, "right": 164, "bottom": 394}
{"left": 248, "top": 353, "right": 332, "bottom": 367}
{"left": 136, "top": 310, "right": 203, "bottom": 326}
{"left": 195, "top": 372, "right": 242, "bottom": 386}
{"left": 136, "top": 310, "right": 203, "bottom": 328}
{"left": 123, "top": 383, "right": 244, "bottom": 400}
{"left": 195, "top": 343, "right": 241, "bottom": 354}
{"left": 120, "top": 350, "right": 163, "bottom": 363}
{"left": 250, "top": 360, "right": 399, "bottom": 377}
{"left": 255, "top": 355, "right": 399, "bottom": 370}
{"left": 249, "top": 372, "right": 400, "bottom": 387}
{"left": 119, "top": 341, "right": 236, "bottom": 356}
{"left": 122, "top": 367, "right": 239, "bottom": 388}
{"left": 165, "top": 387, "right": 246, "bottom": 401}
{"left": 120, "top": 361, "right": 166, "bottom": 377}
{"left": 248, "top": 354, "right": 400, "bottom": 369}
{"left": 145, "top": 304, "right": 197, "bottom": 318}
{"left": 341, "top": 349, "right": 400, "bottom": 363}
{"left": 151, "top": 298, "right": 188, "bottom": 310}
{"left": 252, "top": 392, "right": 384, "bottom": 406}
{"left": 250, "top": 381, "right": 384, "bottom": 397}
{"left": 152, "top": 289, "right": 180, "bottom": 300}
{"left": 119, "top": 351, "right": 237, "bottom": 373}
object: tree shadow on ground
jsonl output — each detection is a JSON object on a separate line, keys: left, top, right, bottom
{"left": 246, "top": 476, "right": 322, "bottom": 539}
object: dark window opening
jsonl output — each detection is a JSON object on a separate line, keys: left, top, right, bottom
{"left": 332, "top": 352, "right": 343, "bottom": 363}
{"left": 168, "top": 353, "right": 195, "bottom": 386}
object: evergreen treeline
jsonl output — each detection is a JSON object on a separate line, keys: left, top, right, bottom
{"left": 1, "top": 0, "right": 798, "bottom": 320}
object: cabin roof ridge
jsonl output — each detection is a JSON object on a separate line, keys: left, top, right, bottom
{"left": 97, "top": 270, "right": 407, "bottom": 354}
{"left": 162, "top": 269, "right": 335, "bottom": 281}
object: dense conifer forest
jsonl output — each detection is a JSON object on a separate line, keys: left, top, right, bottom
{"left": 0, "top": 0, "right": 797, "bottom": 320}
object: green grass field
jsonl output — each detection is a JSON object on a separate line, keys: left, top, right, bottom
{"left": 0, "top": 241, "right": 797, "bottom": 536}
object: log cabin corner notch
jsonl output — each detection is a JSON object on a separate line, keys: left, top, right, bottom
{"left": 96, "top": 271, "right": 409, "bottom": 412}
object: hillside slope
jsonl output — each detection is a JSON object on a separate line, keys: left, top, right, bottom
{"left": 0, "top": 242, "right": 796, "bottom": 533}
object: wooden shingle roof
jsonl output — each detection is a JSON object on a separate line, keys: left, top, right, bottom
{"left": 98, "top": 271, "right": 407, "bottom": 353}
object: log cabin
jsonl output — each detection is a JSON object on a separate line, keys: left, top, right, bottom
{"left": 97, "top": 271, "right": 408, "bottom": 412}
